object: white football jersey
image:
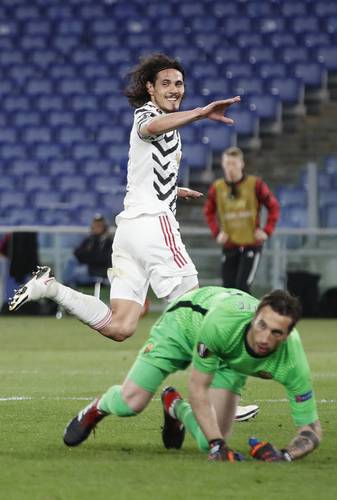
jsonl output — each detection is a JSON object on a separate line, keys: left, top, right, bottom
{"left": 117, "top": 101, "right": 182, "bottom": 221}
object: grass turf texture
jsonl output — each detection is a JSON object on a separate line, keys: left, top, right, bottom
{"left": 0, "top": 314, "right": 336, "bottom": 500}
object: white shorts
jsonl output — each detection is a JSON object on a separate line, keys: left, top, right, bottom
{"left": 108, "top": 213, "right": 198, "bottom": 305}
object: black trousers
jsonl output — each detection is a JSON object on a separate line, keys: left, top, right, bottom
{"left": 221, "top": 246, "right": 262, "bottom": 293}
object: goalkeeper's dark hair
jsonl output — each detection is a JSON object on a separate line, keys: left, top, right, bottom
{"left": 256, "top": 289, "right": 302, "bottom": 332}
{"left": 124, "top": 53, "right": 185, "bottom": 108}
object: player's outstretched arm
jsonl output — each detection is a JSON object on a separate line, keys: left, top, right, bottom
{"left": 142, "top": 96, "right": 241, "bottom": 136}
{"left": 250, "top": 420, "right": 322, "bottom": 462}
{"left": 284, "top": 420, "right": 322, "bottom": 460}
{"left": 177, "top": 187, "right": 203, "bottom": 200}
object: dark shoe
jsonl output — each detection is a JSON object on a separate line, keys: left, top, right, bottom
{"left": 63, "top": 398, "right": 107, "bottom": 447}
{"left": 161, "top": 386, "right": 185, "bottom": 449}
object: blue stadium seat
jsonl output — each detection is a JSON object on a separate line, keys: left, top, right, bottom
{"left": 268, "top": 77, "right": 305, "bottom": 114}
{"left": 193, "top": 33, "right": 221, "bottom": 53}
{"left": 245, "top": 1, "right": 276, "bottom": 18}
{"left": 92, "top": 78, "right": 120, "bottom": 95}
{"left": 92, "top": 34, "right": 121, "bottom": 50}
{"left": 191, "top": 62, "right": 219, "bottom": 79}
{"left": 0, "top": 127, "right": 18, "bottom": 143}
{"left": 22, "top": 126, "right": 52, "bottom": 144}
{"left": 45, "top": 5, "right": 73, "bottom": 20}
{"left": 256, "top": 62, "right": 287, "bottom": 79}
{"left": 189, "top": 16, "right": 218, "bottom": 33}
{"left": 82, "top": 159, "right": 112, "bottom": 177}
{"left": 159, "top": 33, "right": 189, "bottom": 50}
{"left": 72, "top": 48, "right": 98, "bottom": 65}
{"left": 3, "top": 96, "right": 30, "bottom": 112}
{"left": 319, "top": 190, "right": 337, "bottom": 208}
{"left": 57, "top": 19, "right": 84, "bottom": 35}
{"left": 281, "top": 2, "right": 308, "bottom": 18}
{"left": 247, "top": 94, "right": 283, "bottom": 134}
{"left": 58, "top": 175, "right": 87, "bottom": 192}
{"left": 90, "top": 19, "right": 118, "bottom": 35}
{"left": 301, "top": 32, "right": 331, "bottom": 48}
{"left": 11, "top": 159, "right": 39, "bottom": 177}
{"left": 291, "top": 16, "right": 320, "bottom": 35}
{"left": 324, "top": 155, "right": 337, "bottom": 174}
{"left": 100, "top": 191, "right": 125, "bottom": 216}
{"left": 48, "top": 160, "right": 77, "bottom": 177}
{"left": 32, "top": 191, "right": 64, "bottom": 209}
{"left": 73, "top": 143, "right": 101, "bottom": 161}
{"left": 210, "top": 2, "right": 239, "bottom": 18}
{"left": 24, "top": 20, "right": 51, "bottom": 36}
{"left": 0, "top": 50, "right": 24, "bottom": 66}
{"left": 93, "top": 175, "right": 124, "bottom": 194}
{"left": 5, "top": 208, "right": 38, "bottom": 226}
{"left": 292, "top": 62, "right": 328, "bottom": 99}
{"left": 322, "top": 204, "right": 337, "bottom": 228}
{"left": 179, "top": 127, "right": 198, "bottom": 145}
{"left": 278, "top": 205, "right": 308, "bottom": 228}
{"left": 257, "top": 17, "right": 286, "bottom": 33}
{"left": 1, "top": 144, "right": 26, "bottom": 161}
{"left": 70, "top": 95, "right": 98, "bottom": 112}
{"left": 52, "top": 36, "right": 78, "bottom": 54}
{"left": 213, "top": 47, "right": 242, "bottom": 65}
{"left": 9, "top": 64, "right": 37, "bottom": 84}
{"left": 226, "top": 109, "right": 260, "bottom": 149}
{"left": 30, "top": 49, "right": 56, "bottom": 68}
{"left": 316, "top": 46, "right": 337, "bottom": 71}
{"left": 0, "top": 176, "right": 16, "bottom": 192}
{"left": 225, "top": 63, "right": 253, "bottom": 79}
{"left": 77, "top": 4, "right": 105, "bottom": 19}
{"left": 26, "top": 78, "right": 54, "bottom": 96}
{"left": 0, "top": 79, "right": 16, "bottom": 96}
{"left": 180, "top": 95, "right": 208, "bottom": 110}
{"left": 13, "top": 111, "right": 41, "bottom": 127}
{"left": 82, "top": 63, "right": 110, "bottom": 79}
{"left": 237, "top": 32, "right": 263, "bottom": 48}
{"left": 125, "top": 33, "right": 153, "bottom": 50}
{"left": 281, "top": 46, "right": 309, "bottom": 64}
{"left": 247, "top": 46, "right": 275, "bottom": 64}
{"left": 36, "top": 95, "right": 64, "bottom": 112}
{"left": 82, "top": 111, "right": 112, "bottom": 129}
{"left": 34, "top": 143, "right": 63, "bottom": 161}
{"left": 231, "top": 77, "right": 264, "bottom": 96}
{"left": 57, "top": 126, "right": 87, "bottom": 145}
{"left": 221, "top": 17, "right": 252, "bottom": 37}
{"left": 314, "top": 2, "right": 337, "bottom": 17}
{"left": 179, "top": 3, "right": 205, "bottom": 17}
{"left": 96, "top": 126, "right": 126, "bottom": 145}
{"left": 267, "top": 32, "right": 297, "bottom": 48}
{"left": 24, "top": 175, "right": 52, "bottom": 193}
{"left": 146, "top": 3, "right": 173, "bottom": 18}
{"left": 48, "top": 111, "right": 75, "bottom": 127}
{"left": 58, "top": 78, "right": 87, "bottom": 95}
{"left": 200, "top": 124, "right": 236, "bottom": 153}
{"left": 39, "top": 208, "right": 72, "bottom": 226}
{"left": 20, "top": 35, "right": 46, "bottom": 50}
{"left": 276, "top": 186, "right": 307, "bottom": 206}
{"left": 181, "top": 144, "right": 211, "bottom": 170}
{"left": 173, "top": 46, "right": 201, "bottom": 65}
{"left": 66, "top": 191, "right": 98, "bottom": 208}
{"left": 0, "top": 191, "right": 27, "bottom": 209}
{"left": 199, "top": 77, "right": 232, "bottom": 97}
{"left": 157, "top": 17, "right": 186, "bottom": 33}
{"left": 125, "top": 17, "right": 151, "bottom": 34}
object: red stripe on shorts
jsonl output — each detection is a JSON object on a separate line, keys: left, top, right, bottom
{"left": 159, "top": 215, "right": 187, "bottom": 268}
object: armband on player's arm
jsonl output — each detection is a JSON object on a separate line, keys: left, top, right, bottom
{"left": 283, "top": 420, "right": 322, "bottom": 461}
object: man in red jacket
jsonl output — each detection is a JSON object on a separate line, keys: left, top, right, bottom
{"left": 204, "top": 147, "right": 280, "bottom": 293}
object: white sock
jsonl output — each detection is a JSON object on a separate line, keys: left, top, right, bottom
{"left": 50, "top": 282, "right": 112, "bottom": 330}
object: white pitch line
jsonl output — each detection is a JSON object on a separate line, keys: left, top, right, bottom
{"left": 0, "top": 396, "right": 336, "bottom": 403}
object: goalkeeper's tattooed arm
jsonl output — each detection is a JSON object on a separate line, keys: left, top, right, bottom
{"left": 284, "top": 420, "right": 322, "bottom": 460}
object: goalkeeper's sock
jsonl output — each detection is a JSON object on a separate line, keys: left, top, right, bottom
{"left": 175, "top": 400, "right": 209, "bottom": 452}
{"left": 98, "top": 385, "right": 137, "bottom": 417}
{"left": 51, "top": 282, "right": 112, "bottom": 330}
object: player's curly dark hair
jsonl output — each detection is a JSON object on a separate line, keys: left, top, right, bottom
{"left": 124, "top": 53, "right": 185, "bottom": 108}
{"left": 256, "top": 289, "right": 302, "bottom": 332}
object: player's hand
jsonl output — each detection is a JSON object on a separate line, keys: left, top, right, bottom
{"left": 177, "top": 187, "right": 203, "bottom": 200}
{"left": 208, "top": 439, "right": 245, "bottom": 462}
{"left": 216, "top": 231, "right": 229, "bottom": 245}
{"left": 249, "top": 438, "right": 290, "bottom": 462}
{"left": 201, "top": 96, "right": 241, "bottom": 124}
{"left": 254, "top": 228, "right": 268, "bottom": 242}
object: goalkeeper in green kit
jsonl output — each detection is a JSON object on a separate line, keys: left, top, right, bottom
{"left": 63, "top": 286, "right": 322, "bottom": 462}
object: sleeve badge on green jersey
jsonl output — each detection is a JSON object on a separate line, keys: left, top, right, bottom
{"left": 197, "top": 342, "right": 211, "bottom": 358}
{"left": 295, "top": 390, "right": 313, "bottom": 402}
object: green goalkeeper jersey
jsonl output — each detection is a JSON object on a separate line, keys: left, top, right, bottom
{"left": 141, "top": 286, "right": 318, "bottom": 427}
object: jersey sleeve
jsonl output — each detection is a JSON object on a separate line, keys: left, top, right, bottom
{"left": 135, "top": 106, "right": 163, "bottom": 142}
{"left": 192, "top": 307, "right": 233, "bottom": 374}
{"left": 283, "top": 343, "right": 319, "bottom": 426}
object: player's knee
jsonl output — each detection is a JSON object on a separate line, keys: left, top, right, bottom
{"left": 99, "top": 318, "right": 137, "bottom": 342}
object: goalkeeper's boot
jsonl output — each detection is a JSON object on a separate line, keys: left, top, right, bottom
{"left": 63, "top": 398, "right": 107, "bottom": 447}
{"left": 234, "top": 404, "right": 260, "bottom": 422}
{"left": 161, "top": 386, "right": 185, "bottom": 449}
{"left": 8, "top": 266, "right": 56, "bottom": 312}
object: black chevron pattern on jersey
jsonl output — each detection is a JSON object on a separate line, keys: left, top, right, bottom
{"left": 164, "top": 131, "right": 175, "bottom": 143}
{"left": 152, "top": 153, "right": 170, "bottom": 171}
{"left": 152, "top": 140, "right": 179, "bottom": 157}
{"left": 154, "top": 169, "right": 176, "bottom": 186}
{"left": 154, "top": 182, "right": 176, "bottom": 200}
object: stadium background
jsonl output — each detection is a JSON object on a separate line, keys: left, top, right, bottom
{"left": 0, "top": 0, "right": 337, "bottom": 306}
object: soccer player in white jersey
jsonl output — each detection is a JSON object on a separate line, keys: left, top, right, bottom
{"left": 9, "top": 53, "right": 256, "bottom": 421}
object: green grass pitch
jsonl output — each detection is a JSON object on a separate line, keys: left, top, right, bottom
{"left": 0, "top": 313, "right": 336, "bottom": 500}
